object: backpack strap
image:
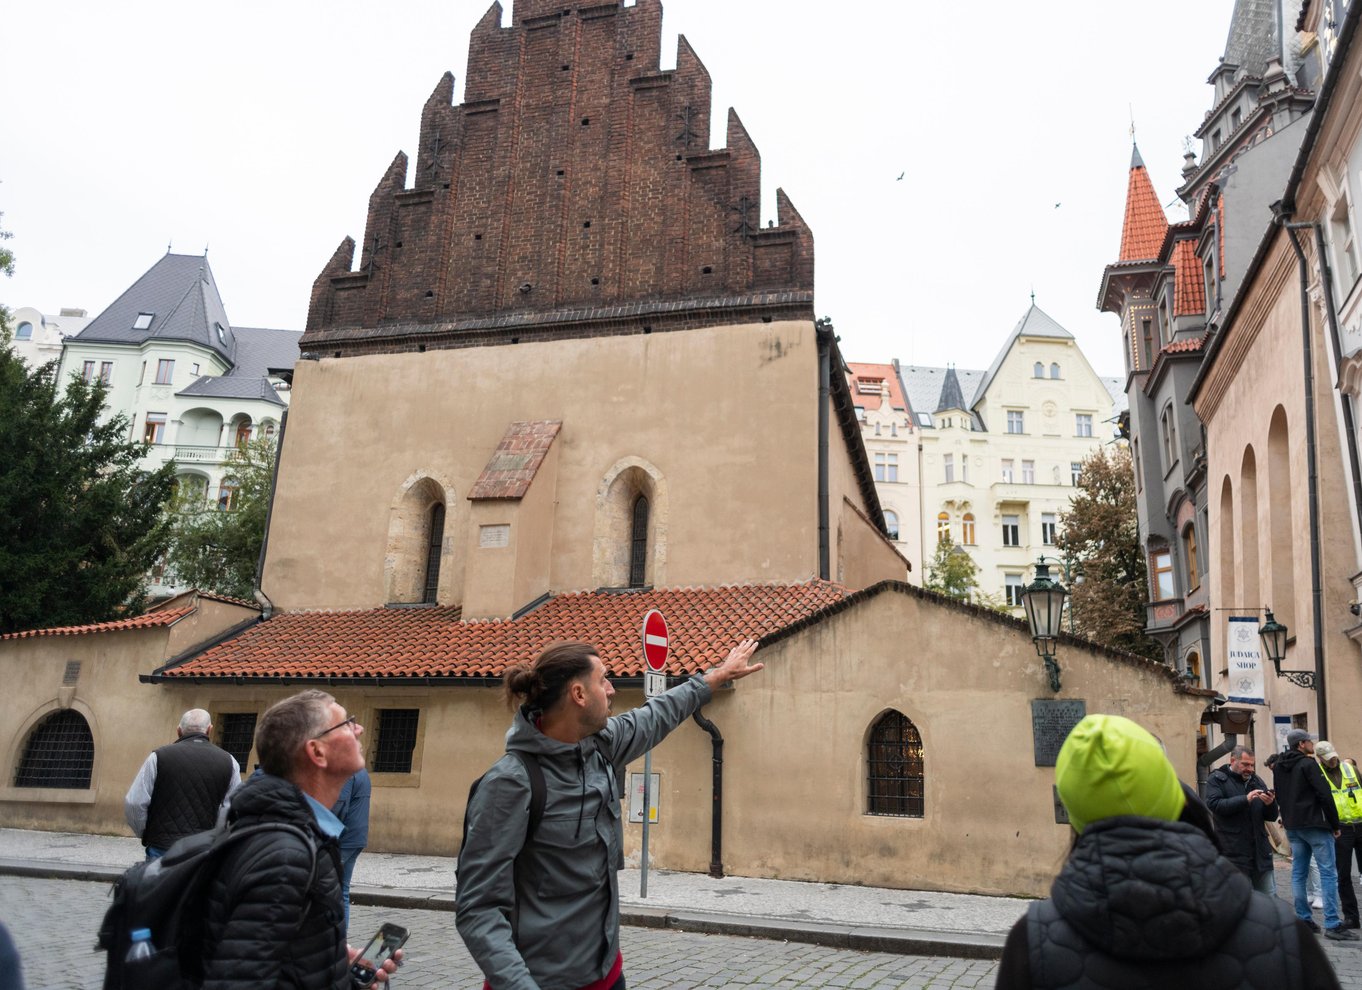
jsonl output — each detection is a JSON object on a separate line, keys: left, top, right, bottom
{"left": 508, "top": 751, "right": 546, "bottom": 842}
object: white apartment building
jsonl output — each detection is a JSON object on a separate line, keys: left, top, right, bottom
{"left": 853, "top": 304, "right": 1124, "bottom": 609}
{"left": 8, "top": 306, "right": 91, "bottom": 368}
{"left": 56, "top": 253, "right": 300, "bottom": 596}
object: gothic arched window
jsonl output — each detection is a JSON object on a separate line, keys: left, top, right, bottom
{"left": 867, "top": 710, "right": 924, "bottom": 817}
{"left": 422, "top": 503, "right": 445, "bottom": 604}
{"left": 629, "top": 495, "right": 650, "bottom": 588}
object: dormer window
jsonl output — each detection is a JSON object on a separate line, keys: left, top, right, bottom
{"left": 133, "top": 312, "right": 154, "bottom": 331}
{"left": 1211, "top": 129, "right": 1222, "bottom": 151}
{"left": 215, "top": 322, "right": 227, "bottom": 343}
{"left": 1231, "top": 107, "right": 1242, "bottom": 130}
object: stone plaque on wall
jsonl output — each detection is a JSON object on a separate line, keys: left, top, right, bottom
{"left": 1053, "top": 786, "right": 1071, "bottom": 825}
{"left": 1031, "top": 699, "right": 1087, "bottom": 767}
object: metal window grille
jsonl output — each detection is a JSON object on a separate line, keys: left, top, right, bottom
{"left": 866, "top": 711, "right": 924, "bottom": 817}
{"left": 423, "top": 503, "right": 445, "bottom": 604}
{"left": 628, "top": 495, "right": 649, "bottom": 587}
{"left": 373, "top": 709, "right": 420, "bottom": 773}
{"left": 14, "top": 710, "right": 94, "bottom": 789}
{"left": 218, "top": 712, "right": 257, "bottom": 771}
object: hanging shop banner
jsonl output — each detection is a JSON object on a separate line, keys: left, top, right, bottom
{"left": 1226, "top": 615, "right": 1266, "bottom": 705}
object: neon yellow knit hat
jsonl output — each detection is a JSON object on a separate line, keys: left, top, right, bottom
{"left": 1055, "top": 714, "right": 1187, "bottom": 832}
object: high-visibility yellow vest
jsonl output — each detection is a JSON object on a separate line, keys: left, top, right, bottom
{"left": 1322, "top": 760, "right": 1362, "bottom": 824}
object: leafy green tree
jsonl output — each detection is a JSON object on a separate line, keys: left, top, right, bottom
{"left": 0, "top": 209, "right": 15, "bottom": 338}
{"left": 0, "top": 343, "right": 177, "bottom": 633}
{"left": 163, "top": 437, "right": 277, "bottom": 600}
{"left": 1054, "top": 444, "right": 1161, "bottom": 660}
{"left": 924, "top": 535, "right": 981, "bottom": 602}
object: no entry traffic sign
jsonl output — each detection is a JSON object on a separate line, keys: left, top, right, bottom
{"left": 642, "top": 609, "right": 668, "bottom": 671}
{"left": 641, "top": 609, "right": 668, "bottom": 698}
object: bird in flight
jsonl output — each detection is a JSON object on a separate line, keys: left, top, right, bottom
{"left": 896, "top": 172, "right": 905, "bottom": 181}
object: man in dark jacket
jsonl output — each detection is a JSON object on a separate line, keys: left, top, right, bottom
{"left": 199, "top": 691, "right": 401, "bottom": 989}
{"left": 124, "top": 708, "right": 240, "bottom": 859}
{"left": 1206, "top": 745, "right": 1279, "bottom": 894}
{"left": 1273, "top": 728, "right": 1357, "bottom": 941}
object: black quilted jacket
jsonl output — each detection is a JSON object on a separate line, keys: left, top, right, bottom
{"left": 199, "top": 774, "right": 348, "bottom": 990}
{"left": 996, "top": 816, "right": 1339, "bottom": 989}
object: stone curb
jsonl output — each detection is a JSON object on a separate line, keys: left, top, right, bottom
{"left": 0, "top": 860, "right": 1005, "bottom": 961}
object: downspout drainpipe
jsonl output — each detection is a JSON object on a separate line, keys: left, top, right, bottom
{"left": 691, "top": 708, "right": 724, "bottom": 878}
{"left": 816, "top": 324, "right": 831, "bottom": 580}
{"left": 1283, "top": 222, "right": 1330, "bottom": 740}
{"left": 1310, "top": 224, "right": 1362, "bottom": 545}
{"left": 252, "top": 407, "right": 289, "bottom": 620}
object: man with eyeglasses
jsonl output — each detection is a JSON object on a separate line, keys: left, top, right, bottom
{"left": 124, "top": 707, "right": 240, "bottom": 860}
{"left": 197, "top": 691, "right": 402, "bottom": 989}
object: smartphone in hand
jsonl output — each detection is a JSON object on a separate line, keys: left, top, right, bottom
{"left": 351, "top": 923, "right": 409, "bottom": 988}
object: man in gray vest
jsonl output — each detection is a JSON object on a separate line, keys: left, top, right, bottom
{"left": 124, "top": 708, "right": 240, "bottom": 859}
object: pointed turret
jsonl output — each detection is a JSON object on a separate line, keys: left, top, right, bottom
{"left": 936, "top": 366, "right": 967, "bottom": 414}
{"left": 1118, "top": 143, "right": 1168, "bottom": 262}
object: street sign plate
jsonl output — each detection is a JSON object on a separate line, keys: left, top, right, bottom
{"left": 644, "top": 670, "right": 667, "bottom": 698}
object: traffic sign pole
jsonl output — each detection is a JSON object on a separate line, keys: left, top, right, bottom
{"left": 638, "top": 609, "right": 668, "bottom": 898}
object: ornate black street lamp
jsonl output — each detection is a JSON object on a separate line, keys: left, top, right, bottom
{"left": 1260, "top": 608, "right": 1316, "bottom": 689}
{"left": 1022, "top": 558, "right": 1068, "bottom": 692}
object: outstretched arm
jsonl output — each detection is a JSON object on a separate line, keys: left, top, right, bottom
{"left": 702, "top": 639, "right": 763, "bottom": 692}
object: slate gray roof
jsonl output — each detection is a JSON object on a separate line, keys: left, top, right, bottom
{"left": 175, "top": 327, "right": 300, "bottom": 406}
{"left": 232, "top": 326, "right": 301, "bottom": 379}
{"left": 1223, "top": 0, "right": 1285, "bottom": 78}
{"left": 969, "top": 304, "right": 1074, "bottom": 408}
{"left": 177, "top": 375, "right": 287, "bottom": 406}
{"left": 897, "top": 365, "right": 986, "bottom": 430}
{"left": 934, "top": 367, "right": 968, "bottom": 413}
{"left": 72, "top": 254, "right": 237, "bottom": 363}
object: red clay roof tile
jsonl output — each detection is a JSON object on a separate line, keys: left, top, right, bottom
{"left": 2, "top": 607, "right": 195, "bottom": 641}
{"left": 1119, "top": 164, "right": 1169, "bottom": 263}
{"left": 845, "top": 362, "right": 908, "bottom": 413}
{"left": 1172, "top": 239, "right": 1207, "bottom": 317}
{"left": 159, "top": 582, "right": 850, "bottom": 680}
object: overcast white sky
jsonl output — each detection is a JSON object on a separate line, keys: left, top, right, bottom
{"left": 4, "top": 1, "right": 1240, "bottom": 378}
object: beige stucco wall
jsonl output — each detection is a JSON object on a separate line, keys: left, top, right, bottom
{"left": 265, "top": 321, "right": 846, "bottom": 613}
{"left": 1196, "top": 236, "right": 1362, "bottom": 760}
{"left": 1, "top": 590, "right": 1203, "bottom": 896}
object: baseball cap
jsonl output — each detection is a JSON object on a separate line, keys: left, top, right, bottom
{"left": 1287, "top": 728, "right": 1318, "bottom": 748}
{"left": 1316, "top": 740, "right": 1340, "bottom": 763}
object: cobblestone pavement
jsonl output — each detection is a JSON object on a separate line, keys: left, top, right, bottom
{"left": 0, "top": 875, "right": 1002, "bottom": 989}
{"left": 3, "top": 875, "right": 1359, "bottom": 989}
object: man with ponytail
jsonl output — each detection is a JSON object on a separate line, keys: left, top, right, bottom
{"left": 456, "top": 637, "right": 763, "bottom": 990}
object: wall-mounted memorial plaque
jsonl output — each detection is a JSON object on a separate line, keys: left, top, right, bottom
{"left": 1031, "top": 699, "right": 1086, "bottom": 767}
{"left": 1053, "top": 785, "right": 1070, "bottom": 825}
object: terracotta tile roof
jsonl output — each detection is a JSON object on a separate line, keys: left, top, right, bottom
{"left": 1118, "top": 159, "right": 1168, "bottom": 263}
{"left": 158, "top": 582, "right": 850, "bottom": 681}
{"left": 468, "top": 421, "right": 562, "bottom": 500}
{"left": 1164, "top": 335, "right": 1207, "bottom": 354}
{"left": 1, "top": 607, "right": 195, "bottom": 641}
{"left": 1172, "top": 239, "right": 1207, "bottom": 316}
{"left": 845, "top": 362, "right": 908, "bottom": 412}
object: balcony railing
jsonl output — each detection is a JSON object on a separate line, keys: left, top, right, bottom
{"left": 146, "top": 443, "right": 242, "bottom": 465}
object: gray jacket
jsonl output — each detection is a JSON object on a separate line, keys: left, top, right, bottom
{"left": 455, "top": 676, "right": 712, "bottom": 990}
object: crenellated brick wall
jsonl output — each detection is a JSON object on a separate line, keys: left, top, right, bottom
{"left": 303, "top": 0, "right": 814, "bottom": 356}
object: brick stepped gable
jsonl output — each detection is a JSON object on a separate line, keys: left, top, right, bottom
{"left": 304, "top": 0, "right": 814, "bottom": 357}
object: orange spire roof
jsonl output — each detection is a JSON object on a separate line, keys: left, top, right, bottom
{"left": 1118, "top": 144, "right": 1168, "bottom": 262}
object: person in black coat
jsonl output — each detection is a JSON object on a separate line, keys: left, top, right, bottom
{"left": 1206, "top": 745, "right": 1279, "bottom": 894}
{"left": 996, "top": 714, "right": 1339, "bottom": 990}
{"left": 198, "top": 691, "right": 401, "bottom": 990}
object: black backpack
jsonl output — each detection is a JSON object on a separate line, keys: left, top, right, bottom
{"left": 457, "top": 751, "right": 546, "bottom": 885}
{"left": 97, "top": 821, "right": 317, "bottom": 989}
